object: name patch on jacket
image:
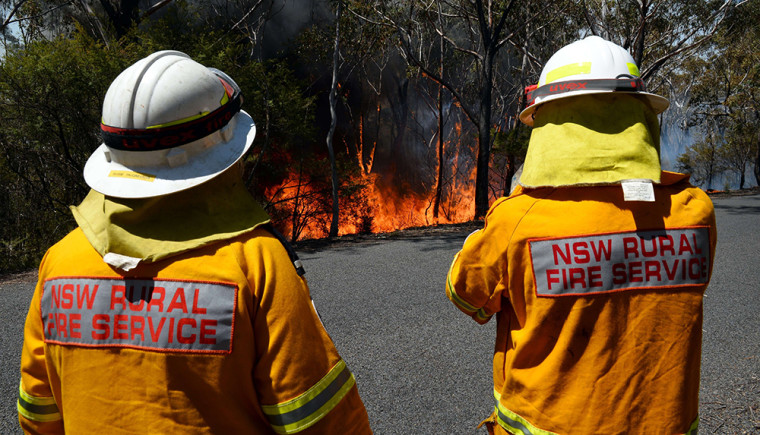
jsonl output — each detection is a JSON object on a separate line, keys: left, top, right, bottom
{"left": 40, "top": 277, "right": 237, "bottom": 354}
{"left": 529, "top": 227, "right": 710, "bottom": 297}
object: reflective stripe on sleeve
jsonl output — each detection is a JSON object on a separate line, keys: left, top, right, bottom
{"left": 494, "top": 388, "right": 699, "bottom": 434}
{"left": 684, "top": 417, "right": 698, "bottom": 435}
{"left": 446, "top": 262, "right": 490, "bottom": 322}
{"left": 494, "top": 389, "right": 557, "bottom": 435}
{"left": 17, "top": 380, "right": 61, "bottom": 423}
{"left": 262, "top": 359, "right": 356, "bottom": 434}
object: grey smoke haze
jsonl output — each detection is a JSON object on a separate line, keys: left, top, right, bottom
{"left": 260, "top": 0, "right": 333, "bottom": 58}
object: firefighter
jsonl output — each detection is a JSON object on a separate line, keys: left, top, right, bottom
{"left": 446, "top": 36, "right": 716, "bottom": 434}
{"left": 18, "top": 51, "right": 372, "bottom": 434}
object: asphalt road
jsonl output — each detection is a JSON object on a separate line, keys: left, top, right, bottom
{"left": 1, "top": 194, "right": 758, "bottom": 434}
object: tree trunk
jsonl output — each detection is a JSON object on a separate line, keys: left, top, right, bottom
{"left": 474, "top": 53, "right": 494, "bottom": 219}
{"left": 433, "top": 22, "right": 444, "bottom": 220}
{"left": 755, "top": 129, "right": 760, "bottom": 186}
{"left": 503, "top": 153, "right": 515, "bottom": 197}
{"left": 326, "top": 0, "right": 342, "bottom": 238}
{"left": 503, "top": 27, "right": 531, "bottom": 198}
{"left": 433, "top": 82, "right": 444, "bottom": 220}
{"left": 633, "top": 0, "right": 649, "bottom": 67}
{"left": 291, "top": 157, "right": 303, "bottom": 242}
{"left": 389, "top": 78, "right": 409, "bottom": 167}
{"left": 99, "top": 0, "right": 140, "bottom": 38}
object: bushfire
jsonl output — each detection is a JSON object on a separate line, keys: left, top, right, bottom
{"left": 258, "top": 117, "right": 512, "bottom": 242}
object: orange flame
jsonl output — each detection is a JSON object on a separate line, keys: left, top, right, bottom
{"left": 263, "top": 118, "right": 479, "bottom": 241}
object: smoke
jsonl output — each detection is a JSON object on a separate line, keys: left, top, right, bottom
{"left": 659, "top": 87, "right": 758, "bottom": 190}
{"left": 259, "top": 0, "right": 333, "bottom": 58}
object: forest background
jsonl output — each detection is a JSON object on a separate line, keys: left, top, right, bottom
{"left": 1, "top": 0, "right": 758, "bottom": 275}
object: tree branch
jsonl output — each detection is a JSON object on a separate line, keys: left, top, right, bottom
{"left": 141, "top": 0, "right": 174, "bottom": 20}
{"left": 490, "top": 0, "right": 516, "bottom": 50}
{"left": 1, "top": 0, "right": 27, "bottom": 32}
{"left": 2, "top": 0, "right": 74, "bottom": 30}
{"left": 641, "top": 0, "right": 733, "bottom": 81}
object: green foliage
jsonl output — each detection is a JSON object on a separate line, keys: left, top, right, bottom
{"left": 491, "top": 125, "right": 529, "bottom": 156}
{"left": 0, "top": 4, "right": 321, "bottom": 272}
{"left": 0, "top": 31, "right": 132, "bottom": 273}
{"left": 681, "top": 0, "right": 760, "bottom": 189}
{"left": 491, "top": 123, "right": 530, "bottom": 195}
{"left": 677, "top": 127, "right": 723, "bottom": 190}
{"left": 3, "top": 0, "right": 759, "bottom": 269}
{"left": 719, "top": 114, "right": 758, "bottom": 189}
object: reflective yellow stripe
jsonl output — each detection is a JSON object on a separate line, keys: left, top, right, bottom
{"left": 147, "top": 110, "right": 211, "bottom": 129}
{"left": 262, "top": 360, "right": 355, "bottom": 434}
{"left": 446, "top": 263, "right": 490, "bottom": 321}
{"left": 494, "top": 389, "right": 557, "bottom": 435}
{"left": 147, "top": 90, "right": 228, "bottom": 129}
{"left": 17, "top": 380, "right": 61, "bottom": 422}
{"left": 495, "top": 388, "right": 697, "bottom": 434}
{"left": 545, "top": 62, "right": 592, "bottom": 84}
{"left": 627, "top": 62, "right": 640, "bottom": 77}
{"left": 683, "top": 416, "right": 698, "bottom": 435}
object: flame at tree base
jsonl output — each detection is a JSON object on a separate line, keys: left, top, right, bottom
{"left": 259, "top": 114, "right": 517, "bottom": 242}
{"left": 263, "top": 166, "right": 477, "bottom": 242}
{"left": 336, "top": 172, "right": 476, "bottom": 237}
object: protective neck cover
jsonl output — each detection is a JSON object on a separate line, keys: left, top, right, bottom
{"left": 519, "top": 94, "right": 661, "bottom": 188}
{"left": 71, "top": 168, "right": 270, "bottom": 264}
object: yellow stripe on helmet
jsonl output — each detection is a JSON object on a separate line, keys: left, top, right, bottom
{"left": 545, "top": 62, "right": 592, "bottom": 84}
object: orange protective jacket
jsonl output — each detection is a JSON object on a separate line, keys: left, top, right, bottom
{"left": 19, "top": 227, "right": 371, "bottom": 434}
{"left": 447, "top": 172, "right": 716, "bottom": 435}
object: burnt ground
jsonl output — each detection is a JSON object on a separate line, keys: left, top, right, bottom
{"left": 704, "top": 186, "right": 760, "bottom": 198}
{"left": 292, "top": 220, "right": 484, "bottom": 253}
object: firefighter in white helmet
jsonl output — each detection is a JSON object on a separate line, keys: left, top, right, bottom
{"left": 18, "top": 51, "right": 371, "bottom": 434}
{"left": 446, "top": 36, "right": 716, "bottom": 434}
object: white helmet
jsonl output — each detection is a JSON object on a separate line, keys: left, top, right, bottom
{"left": 84, "top": 50, "right": 256, "bottom": 198}
{"left": 519, "top": 36, "right": 669, "bottom": 126}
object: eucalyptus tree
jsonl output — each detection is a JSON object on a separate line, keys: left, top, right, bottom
{"left": 0, "top": 32, "right": 128, "bottom": 273}
{"left": 367, "top": 0, "right": 522, "bottom": 219}
{"left": 677, "top": 123, "right": 724, "bottom": 190}
{"left": 717, "top": 0, "right": 760, "bottom": 186}
{"left": 324, "top": 0, "right": 342, "bottom": 237}
{"left": 575, "top": 0, "right": 746, "bottom": 96}
{"left": 1, "top": 0, "right": 27, "bottom": 35}
{"left": 688, "top": 38, "right": 758, "bottom": 189}
{"left": 681, "top": 0, "right": 759, "bottom": 188}
{"left": 0, "top": 1, "right": 323, "bottom": 272}
{"left": 720, "top": 118, "right": 758, "bottom": 189}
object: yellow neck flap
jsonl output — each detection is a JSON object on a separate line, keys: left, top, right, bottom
{"left": 519, "top": 93, "right": 661, "bottom": 188}
{"left": 71, "top": 167, "right": 270, "bottom": 265}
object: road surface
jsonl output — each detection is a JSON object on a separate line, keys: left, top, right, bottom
{"left": 1, "top": 194, "right": 758, "bottom": 434}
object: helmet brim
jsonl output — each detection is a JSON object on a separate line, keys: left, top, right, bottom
{"left": 519, "top": 90, "right": 669, "bottom": 127}
{"left": 84, "top": 110, "right": 256, "bottom": 198}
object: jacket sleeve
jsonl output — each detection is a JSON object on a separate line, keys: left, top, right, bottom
{"left": 446, "top": 199, "right": 511, "bottom": 324}
{"left": 18, "top": 259, "right": 64, "bottom": 434}
{"left": 249, "top": 235, "right": 371, "bottom": 435}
